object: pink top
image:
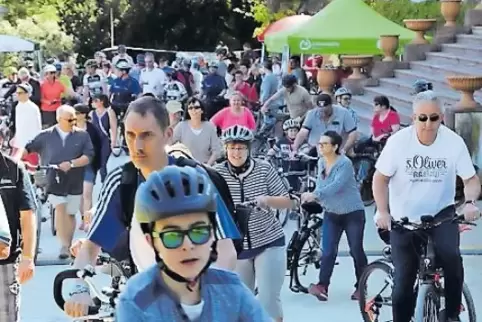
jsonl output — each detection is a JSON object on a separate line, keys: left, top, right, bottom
{"left": 210, "top": 107, "right": 256, "bottom": 131}
{"left": 371, "top": 110, "right": 400, "bottom": 138}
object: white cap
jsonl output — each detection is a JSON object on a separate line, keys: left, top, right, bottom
{"left": 43, "top": 64, "right": 57, "bottom": 73}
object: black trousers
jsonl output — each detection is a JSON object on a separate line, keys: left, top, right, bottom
{"left": 391, "top": 206, "right": 463, "bottom": 322}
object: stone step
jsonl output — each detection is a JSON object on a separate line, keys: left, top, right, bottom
{"left": 456, "top": 33, "right": 482, "bottom": 46}
{"left": 378, "top": 77, "right": 463, "bottom": 102}
{"left": 473, "top": 26, "right": 482, "bottom": 35}
{"left": 394, "top": 69, "right": 482, "bottom": 99}
{"left": 441, "top": 43, "right": 482, "bottom": 57}
{"left": 352, "top": 88, "right": 413, "bottom": 123}
{"left": 425, "top": 52, "right": 482, "bottom": 67}
{"left": 409, "top": 60, "right": 482, "bottom": 79}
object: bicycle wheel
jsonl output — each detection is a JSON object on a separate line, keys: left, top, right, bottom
{"left": 291, "top": 219, "right": 323, "bottom": 293}
{"left": 50, "top": 205, "right": 56, "bottom": 236}
{"left": 34, "top": 203, "right": 43, "bottom": 264}
{"left": 413, "top": 284, "right": 440, "bottom": 322}
{"left": 439, "top": 282, "right": 477, "bottom": 322}
{"left": 358, "top": 261, "right": 394, "bottom": 322}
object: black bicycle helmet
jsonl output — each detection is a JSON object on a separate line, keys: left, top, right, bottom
{"left": 282, "top": 74, "right": 297, "bottom": 87}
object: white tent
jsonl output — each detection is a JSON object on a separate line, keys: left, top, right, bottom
{"left": 0, "top": 35, "right": 37, "bottom": 53}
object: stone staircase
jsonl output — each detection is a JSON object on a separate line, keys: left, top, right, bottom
{"left": 352, "top": 26, "right": 482, "bottom": 136}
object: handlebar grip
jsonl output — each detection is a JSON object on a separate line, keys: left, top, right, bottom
{"left": 52, "top": 269, "right": 100, "bottom": 315}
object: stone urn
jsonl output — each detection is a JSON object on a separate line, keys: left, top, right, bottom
{"left": 403, "top": 19, "right": 437, "bottom": 44}
{"left": 341, "top": 55, "right": 373, "bottom": 80}
{"left": 446, "top": 75, "right": 482, "bottom": 108}
{"left": 317, "top": 66, "right": 337, "bottom": 94}
{"left": 441, "top": 0, "right": 462, "bottom": 27}
{"left": 379, "top": 35, "right": 399, "bottom": 62}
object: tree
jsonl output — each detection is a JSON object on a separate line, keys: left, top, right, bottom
{"left": 0, "top": 8, "right": 73, "bottom": 70}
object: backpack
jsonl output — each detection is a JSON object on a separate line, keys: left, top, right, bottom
{"left": 117, "top": 157, "right": 247, "bottom": 263}
{"left": 176, "top": 70, "right": 193, "bottom": 96}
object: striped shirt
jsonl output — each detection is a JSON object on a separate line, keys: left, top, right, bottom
{"left": 214, "top": 159, "right": 288, "bottom": 249}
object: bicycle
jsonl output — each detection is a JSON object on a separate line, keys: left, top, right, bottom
{"left": 33, "top": 165, "right": 59, "bottom": 236}
{"left": 286, "top": 198, "right": 325, "bottom": 294}
{"left": 53, "top": 254, "right": 132, "bottom": 321}
{"left": 358, "top": 214, "right": 477, "bottom": 322}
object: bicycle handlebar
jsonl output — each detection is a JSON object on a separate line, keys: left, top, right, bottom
{"left": 52, "top": 268, "right": 101, "bottom": 316}
{"left": 295, "top": 152, "right": 318, "bottom": 162}
{"left": 393, "top": 214, "right": 476, "bottom": 231}
{"left": 36, "top": 164, "right": 59, "bottom": 170}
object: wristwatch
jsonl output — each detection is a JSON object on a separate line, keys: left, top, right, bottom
{"left": 69, "top": 161, "right": 75, "bottom": 168}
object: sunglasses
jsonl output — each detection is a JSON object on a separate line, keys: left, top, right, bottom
{"left": 188, "top": 104, "right": 201, "bottom": 110}
{"left": 64, "top": 118, "right": 77, "bottom": 123}
{"left": 153, "top": 225, "right": 212, "bottom": 249}
{"left": 417, "top": 114, "right": 440, "bottom": 122}
{"left": 48, "top": 72, "right": 56, "bottom": 75}
{"left": 15, "top": 91, "right": 27, "bottom": 95}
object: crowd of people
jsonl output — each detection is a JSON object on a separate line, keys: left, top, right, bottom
{"left": 0, "top": 41, "right": 479, "bottom": 322}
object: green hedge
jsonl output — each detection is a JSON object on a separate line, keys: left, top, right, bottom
{"left": 364, "top": 0, "right": 475, "bottom": 26}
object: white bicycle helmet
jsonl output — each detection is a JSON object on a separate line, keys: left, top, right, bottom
{"left": 334, "top": 87, "right": 352, "bottom": 98}
{"left": 283, "top": 119, "right": 301, "bottom": 131}
{"left": 220, "top": 125, "right": 253, "bottom": 143}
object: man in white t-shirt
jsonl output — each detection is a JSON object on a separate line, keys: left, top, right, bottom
{"left": 139, "top": 52, "right": 166, "bottom": 98}
{"left": 373, "top": 91, "right": 481, "bottom": 322}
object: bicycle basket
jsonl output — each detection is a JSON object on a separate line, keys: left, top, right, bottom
{"left": 33, "top": 169, "right": 48, "bottom": 187}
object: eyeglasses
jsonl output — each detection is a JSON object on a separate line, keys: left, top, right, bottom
{"left": 64, "top": 118, "right": 77, "bottom": 123}
{"left": 227, "top": 146, "right": 248, "bottom": 152}
{"left": 15, "top": 91, "right": 27, "bottom": 95}
{"left": 341, "top": 97, "right": 351, "bottom": 101}
{"left": 153, "top": 225, "right": 212, "bottom": 249}
{"left": 48, "top": 72, "right": 56, "bottom": 75}
{"left": 417, "top": 114, "right": 440, "bottom": 123}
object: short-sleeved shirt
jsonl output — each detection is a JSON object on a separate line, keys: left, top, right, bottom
{"left": 110, "top": 76, "right": 141, "bottom": 106}
{"left": 40, "top": 80, "right": 65, "bottom": 111}
{"left": 202, "top": 74, "right": 227, "bottom": 98}
{"left": 0, "top": 155, "right": 36, "bottom": 264}
{"left": 87, "top": 156, "right": 240, "bottom": 271}
{"left": 302, "top": 105, "right": 357, "bottom": 146}
{"left": 372, "top": 109, "right": 400, "bottom": 138}
{"left": 83, "top": 73, "right": 105, "bottom": 97}
{"left": 210, "top": 107, "right": 256, "bottom": 132}
{"left": 375, "top": 125, "right": 475, "bottom": 221}
{"left": 281, "top": 85, "right": 312, "bottom": 119}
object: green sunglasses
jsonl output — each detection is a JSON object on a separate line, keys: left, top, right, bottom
{"left": 153, "top": 225, "right": 212, "bottom": 249}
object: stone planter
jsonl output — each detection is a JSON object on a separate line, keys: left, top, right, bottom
{"left": 441, "top": 0, "right": 462, "bottom": 27}
{"left": 341, "top": 55, "right": 373, "bottom": 80}
{"left": 446, "top": 75, "right": 482, "bottom": 108}
{"left": 317, "top": 67, "right": 337, "bottom": 94}
{"left": 403, "top": 19, "right": 437, "bottom": 44}
{"left": 379, "top": 35, "right": 399, "bottom": 62}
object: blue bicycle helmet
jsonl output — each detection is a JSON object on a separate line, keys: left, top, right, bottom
{"left": 135, "top": 166, "right": 217, "bottom": 224}
{"left": 116, "top": 60, "right": 132, "bottom": 71}
{"left": 412, "top": 79, "right": 433, "bottom": 94}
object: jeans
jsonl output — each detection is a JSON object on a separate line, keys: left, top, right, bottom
{"left": 391, "top": 206, "right": 463, "bottom": 322}
{"left": 318, "top": 210, "right": 368, "bottom": 288}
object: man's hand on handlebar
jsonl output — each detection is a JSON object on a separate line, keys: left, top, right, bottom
{"left": 301, "top": 192, "right": 317, "bottom": 204}
{"left": 375, "top": 211, "right": 391, "bottom": 231}
{"left": 0, "top": 241, "right": 9, "bottom": 259}
{"left": 461, "top": 201, "right": 481, "bottom": 222}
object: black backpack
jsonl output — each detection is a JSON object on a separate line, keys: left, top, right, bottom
{"left": 116, "top": 157, "right": 248, "bottom": 263}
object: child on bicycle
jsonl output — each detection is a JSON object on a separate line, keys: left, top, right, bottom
{"left": 116, "top": 166, "right": 271, "bottom": 321}
{"left": 267, "top": 118, "right": 305, "bottom": 191}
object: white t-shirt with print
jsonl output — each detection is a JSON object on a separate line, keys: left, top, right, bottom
{"left": 375, "top": 125, "right": 475, "bottom": 221}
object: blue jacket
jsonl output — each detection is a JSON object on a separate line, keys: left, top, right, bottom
{"left": 116, "top": 264, "right": 273, "bottom": 321}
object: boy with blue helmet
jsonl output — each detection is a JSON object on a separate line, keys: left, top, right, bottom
{"left": 116, "top": 166, "right": 271, "bottom": 322}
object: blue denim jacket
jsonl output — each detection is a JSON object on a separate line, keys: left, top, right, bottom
{"left": 116, "top": 264, "right": 273, "bottom": 322}
{"left": 315, "top": 155, "right": 364, "bottom": 214}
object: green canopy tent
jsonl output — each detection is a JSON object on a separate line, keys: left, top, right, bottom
{"left": 264, "top": 0, "right": 417, "bottom": 54}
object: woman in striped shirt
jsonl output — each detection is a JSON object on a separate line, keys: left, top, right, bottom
{"left": 214, "top": 125, "right": 293, "bottom": 322}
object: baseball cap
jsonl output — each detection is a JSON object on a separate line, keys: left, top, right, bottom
{"left": 316, "top": 93, "right": 332, "bottom": 107}
{"left": 43, "top": 64, "right": 57, "bottom": 73}
{"left": 166, "top": 101, "right": 183, "bottom": 114}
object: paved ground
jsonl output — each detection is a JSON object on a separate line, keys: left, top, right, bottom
{"left": 24, "top": 153, "right": 482, "bottom": 321}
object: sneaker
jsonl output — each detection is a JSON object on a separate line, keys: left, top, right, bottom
{"left": 59, "top": 246, "right": 70, "bottom": 260}
{"left": 351, "top": 289, "right": 360, "bottom": 301}
{"left": 308, "top": 283, "right": 328, "bottom": 301}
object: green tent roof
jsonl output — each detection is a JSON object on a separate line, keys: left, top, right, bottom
{"left": 264, "top": 0, "right": 417, "bottom": 54}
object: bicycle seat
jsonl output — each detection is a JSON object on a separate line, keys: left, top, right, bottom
{"left": 301, "top": 201, "right": 323, "bottom": 215}
{"left": 420, "top": 215, "right": 435, "bottom": 223}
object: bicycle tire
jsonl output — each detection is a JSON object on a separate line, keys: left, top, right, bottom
{"left": 34, "top": 204, "right": 43, "bottom": 264}
{"left": 358, "top": 260, "right": 393, "bottom": 322}
{"left": 462, "top": 282, "right": 477, "bottom": 322}
{"left": 50, "top": 206, "right": 56, "bottom": 236}
{"left": 291, "top": 219, "right": 323, "bottom": 293}
{"left": 413, "top": 283, "right": 440, "bottom": 322}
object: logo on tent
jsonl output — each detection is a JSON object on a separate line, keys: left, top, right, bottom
{"left": 299, "top": 39, "right": 312, "bottom": 51}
